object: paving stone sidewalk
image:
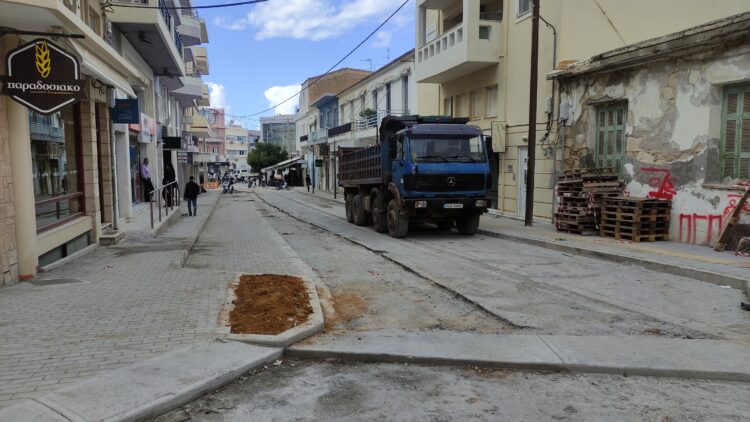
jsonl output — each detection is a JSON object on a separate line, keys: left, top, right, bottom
{"left": 0, "top": 189, "right": 300, "bottom": 409}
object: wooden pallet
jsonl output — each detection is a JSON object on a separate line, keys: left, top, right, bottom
{"left": 600, "top": 228, "right": 670, "bottom": 242}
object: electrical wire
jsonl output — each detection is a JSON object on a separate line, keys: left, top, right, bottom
{"left": 232, "top": 0, "right": 411, "bottom": 119}
{"left": 105, "top": 0, "right": 268, "bottom": 10}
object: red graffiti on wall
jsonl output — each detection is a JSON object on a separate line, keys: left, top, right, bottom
{"left": 642, "top": 167, "right": 676, "bottom": 200}
{"left": 723, "top": 193, "right": 750, "bottom": 218}
{"left": 679, "top": 213, "right": 723, "bottom": 245}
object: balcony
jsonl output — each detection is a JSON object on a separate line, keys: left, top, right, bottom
{"left": 309, "top": 129, "right": 328, "bottom": 145}
{"left": 172, "top": 76, "right": 204, "bottom": 106}
{"left": 175, "top": 7, "right": 208, "bottom": 46}
{"left": 107, "top": 0, "right": 186, "bottom": 77}
{"left": 198, "top": 84, "right": 210, "bottom": 107}
{"left": 327, "top": 122, "right": 352, "bottom": 138}
{"left": 30, "top": 123, "right": 64, "bottom": 142}
{"left": 415, "top": 20, "right": 502, "bottom": 83}
{"left": 186, "top": 113, "right": 211, "bottom": 137}
{"left": 185, "top": 46, "right": 209, "bottom": 75}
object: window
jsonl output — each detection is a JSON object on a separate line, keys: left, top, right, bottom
{"left": 385, "top": 82, "right": 392, "bottom": 114}
{"left": 455, "top": 94, "right": 468, "bottom": 118}
{"left": 486, "top": 85, "right": 498, "bottom": 117}
{"left": 372, "top": 88, "right": 378, "bottom": 112}
{"left": 30, "top": 105, "right": 84, "bottom": 231}
{"left": 87, "top": 8, "right": 101, "bottom": 35}
{"left": 470, "top": 91, "right": 482, "bottom": 119}
{"left": 517, "top": 0, "right": 531, "bottom": 17}
{"left": 721, "top": 85, "right": 750, "bottom": 179}
{"left": 444, "top": 97, "right": 453, "bottom": 116}
{"left": 402, "top": 75, "right": 409, "bottom": 114}
{"left": 595, "top": 103, "right": 627, "bottom": 173}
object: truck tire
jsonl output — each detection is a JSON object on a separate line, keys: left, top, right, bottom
{"left": 436, "top": 221, "right": 454, "bottom": 231}
{"left": 456, "top": 214, "right": 480, "bottom": 235}
{"left": 387, "top": 199, "right": 409, "bottom": 238}
{"left": 353, "top": 194, "right": 369, "bottom": 226}
{"left": 345, "top": 194, "right": 355, "bottom": 223}
{"left": 372, "top": 192, "right": 388, "bottom": 233}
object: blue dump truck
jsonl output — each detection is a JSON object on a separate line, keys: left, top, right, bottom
{"left": 338, "top": 115, "right": 491, "bottom": 238}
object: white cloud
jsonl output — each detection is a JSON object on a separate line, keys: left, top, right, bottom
{"left": 212, "top": 16, "right": 249, "bottom": 31}
{"left": 372, "top": 31, "right": 392, "bottom": 48}
{"left": 207, "top": 82, "right": 230, "bottom": 112}
{"left": 264, "top": 84, "right": 301, "bottom": 115}
{"left": 211, "top": 0, "right": 407, "bottom": 41}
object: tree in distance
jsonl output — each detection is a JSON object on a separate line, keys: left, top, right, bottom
{"left": 247, "top": 142, "right": 288, "bottom": 173}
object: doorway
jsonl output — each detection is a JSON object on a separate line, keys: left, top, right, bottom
{"left": 517, "top": 147, "right": 528, "bottom": 217}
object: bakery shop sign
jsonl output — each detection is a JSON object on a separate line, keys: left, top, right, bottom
{"left": 0, "top": 39, "right": 85, "bottom": 115}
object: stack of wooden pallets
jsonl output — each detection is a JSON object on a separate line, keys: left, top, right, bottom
{"left": 555, "top": 168, "right": 624, "bottom": 235}
{"left": 599, "top": 197, "right": 671, "bottom": 242}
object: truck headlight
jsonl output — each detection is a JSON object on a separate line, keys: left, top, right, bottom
{"left": 475, "top": 200, "right": 487, "bottom": 207}
{"left": 415, "top": 200, "right": 427, "bottom": 208}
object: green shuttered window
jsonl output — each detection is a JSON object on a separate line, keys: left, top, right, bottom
{"left": 595, "top": 103, "right": 627, "bottom": 173}
{"left": 721, "top": 85, "right": 750, "bottom": 180}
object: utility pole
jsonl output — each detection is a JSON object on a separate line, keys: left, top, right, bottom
{"left": 525, "top": 0, "right": 540, "bottom": 227}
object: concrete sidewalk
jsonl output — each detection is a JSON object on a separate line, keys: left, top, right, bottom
{"left": 290, "top": 187, "right": 749, "bottom": 293}
{"left": 290, "top": 330, "right": 750, "bottom": 382}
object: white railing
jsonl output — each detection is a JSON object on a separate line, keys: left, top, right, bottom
{"left": 417, "top": 23, "right": 463, "bottom": 64}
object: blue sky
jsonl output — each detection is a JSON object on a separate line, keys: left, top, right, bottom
{"left": 196, "top": 0, "right": 416, "bottom": 129}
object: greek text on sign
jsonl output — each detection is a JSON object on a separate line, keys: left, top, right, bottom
{"left": 0, "top": 39, "right": 86, "bottom": 115}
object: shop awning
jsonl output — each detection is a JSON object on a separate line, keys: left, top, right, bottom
{"left": 69, "top": 40, "right": 137, "bottom": 98}
{"left": 261, "top": 156, "right": 304, "bottom": 173}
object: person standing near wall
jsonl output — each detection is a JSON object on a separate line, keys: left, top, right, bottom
{"left": 141, "top": 158, "right": 154, "bottom": 202}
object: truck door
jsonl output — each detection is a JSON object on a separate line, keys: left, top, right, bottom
{"left": 391, "top": 135, "right": 406, "bottom": 191}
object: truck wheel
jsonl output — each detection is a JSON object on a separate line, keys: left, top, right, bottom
{"left": 345, "top": 194, "right": 354, "bottom": 223}
{"left": 387, "top": 199, "right": 409, "bottom": 238}
{"left": 436, "top": 221, "right": 454, "bottom": 231}
{"left": 372, "top": 194, "right": 388, "bottom": 233}
{"left": 353, "top": 194, "right": 369, "bottom": 226}
{"left": 456, "top": 214, "right": 480, "bottom": 235}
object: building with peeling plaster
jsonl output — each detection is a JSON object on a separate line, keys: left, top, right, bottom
{"left": 550, "top": 12, "right": 750, "bottom": 246}
{"left": 415, "top": 0, "right": 750, "bottom": 220}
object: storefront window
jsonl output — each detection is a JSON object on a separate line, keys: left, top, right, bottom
{"left": 30, "top": 105, "right": 84, "bottom": 231}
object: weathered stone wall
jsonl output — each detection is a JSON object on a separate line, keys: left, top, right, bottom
{"left": 559, "top": 42, "right": 750, "bottom": 245}
{"left": 0, "top": 42, "right": 19, "bottom": 287}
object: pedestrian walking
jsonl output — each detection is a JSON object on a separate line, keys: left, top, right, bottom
{"left": 184, "top": 176, "right": 200, "bottom": 216}
{"left": 305, "top": 174, "right": 311, "bottom": 192}
{"left": 141, "top": 158, "right": 154, "bottom": 202}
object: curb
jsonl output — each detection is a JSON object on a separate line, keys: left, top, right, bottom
{"left": 477, "top": 229, "right": 749, "bottom": 292}
{"left": 287, "top": 330, "right": 750, "bottom": 383}
{"left": 216, "top": 274, "right": 325, "bottom": 347}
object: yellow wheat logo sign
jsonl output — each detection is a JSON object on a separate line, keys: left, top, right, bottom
{"left": 35, "top": 41, "right": 51, "bottom": 79}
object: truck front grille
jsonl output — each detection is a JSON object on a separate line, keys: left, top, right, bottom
{"left": 410, "top": 174, "right": 485, "bottom": 192}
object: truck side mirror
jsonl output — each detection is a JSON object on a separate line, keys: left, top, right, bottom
{"left": 388, "top": 136, "right": 398, "bottom": 160}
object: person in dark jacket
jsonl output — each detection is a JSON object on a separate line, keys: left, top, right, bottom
{"left": 184, "top": 176, "right": 200, "bottom": 216}
{"left": 305, "top": 174, "right": 311, "bottom": 192}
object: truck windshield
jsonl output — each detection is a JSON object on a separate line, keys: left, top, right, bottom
{"left": 409, "top": 136, "right": 486, "bottom": 163}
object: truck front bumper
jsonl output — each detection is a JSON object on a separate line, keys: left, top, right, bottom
{"left": 403, "top": 197, "right": 489, "bottom": 216}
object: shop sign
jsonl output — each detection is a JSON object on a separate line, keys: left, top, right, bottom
{"left": 177, "top": 151, "right": 189, "bottom": 164}
{"left": 138, "top": 113, "right": 157, "bottom": 143}
{"left": 0, "top": 39, "right": 85, "bottom": 115}
{"left": 162, "top": 136, "right": 186, "bottom": 150}
{"left": 111, "top": 99, "right": 139, "bottom": 124}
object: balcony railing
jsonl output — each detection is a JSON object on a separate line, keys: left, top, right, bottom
{"left": 355, "top": 113, "right": 378, "bottom": 131}
{"left": 158, "top": 0, "right": 172, "bottom": 30}
{"left": 327, "top": 122, "right": 352, "bottom": 137}
{"left": 31, "top": 122, "right": 64, "bottom": 140}
{"left": 418, "top": 22, "right": 463, "bottom": 63}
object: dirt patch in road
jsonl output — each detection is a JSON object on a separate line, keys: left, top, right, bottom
{"left": 230, "top": 274, "right": 312, "bottom": 335}
{"left": 325, "top": 291, "right": 369, "bottom": 331}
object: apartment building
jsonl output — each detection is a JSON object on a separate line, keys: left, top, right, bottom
{"left": 414, "top": 0, "right": 750, "bottom": 219}
{"left": 0, "top": 0, "right": 211, "bottom": 285}
{"left": 261, "top": 114, "right": 297, "bottom": 155}
{"left": 225, "top": 123, "right": 250, "bottom": 171}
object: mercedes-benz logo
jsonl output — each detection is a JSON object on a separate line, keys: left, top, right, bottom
{"left": 446, "top": 177, "right": 456, "bottom": 186}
